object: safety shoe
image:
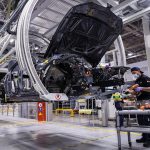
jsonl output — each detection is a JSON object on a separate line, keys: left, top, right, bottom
{"left": 136, "top": 138, "right": 146, "bottom": 143}
{"left": 143, "top": 142, "right": 150, "bottom": 147}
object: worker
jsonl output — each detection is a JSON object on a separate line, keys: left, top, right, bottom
{"left": 129, "top": 67, "right": 150, "bottom": 147}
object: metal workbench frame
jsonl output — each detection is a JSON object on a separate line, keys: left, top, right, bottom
{"left": 116, "top": 110, "right": 150, "bottom": 150}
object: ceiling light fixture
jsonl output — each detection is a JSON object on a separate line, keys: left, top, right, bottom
{"left": 128, "top": 53, "right": 133, "bottom": 56}
{"left": 35, "top": 46, "right": 39, "bottom": 50}
{"left": 9, "top": 39, "right": 15, "bottom": 44}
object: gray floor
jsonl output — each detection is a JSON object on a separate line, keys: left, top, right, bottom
{"left": 0, "top": 116, "right": 149, "bottom": 150}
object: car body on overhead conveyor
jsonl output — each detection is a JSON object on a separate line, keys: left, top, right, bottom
{"left": 0, "top": 1, "right": 129, "bottom": 103}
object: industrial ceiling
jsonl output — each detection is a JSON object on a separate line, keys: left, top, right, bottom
{"left": 0, "top": 0, "right": 150, "bottom": 65}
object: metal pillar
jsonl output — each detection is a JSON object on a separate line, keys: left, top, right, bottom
{"left": 18, "top": 103, "right": 22, "bottom": 117}
{"left": 142, "top": 15, "right": 150, "bottom": 74}
{"left": 13, "top": 104, "right": 15, "bottom": 117}
{"left": 18, "top": 103, "right": 28, "bottom": 118}
{"left": 101, "top": 55, "right": 106, "bottom": 63}
{"left": 114, "top": 35, "right": 127, "bottom": 66}
{"left": 46, "top": 102, "right": 53, "bottom": 121}
{"left": 101, "top": 99, "right": 109, "bottom": 127}
{"left": 113, "top": 51, "right": 117, "bottom": 66}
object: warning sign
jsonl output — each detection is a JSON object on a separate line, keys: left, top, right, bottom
{"left": 37, "top": 102, "right": 46, "bottom": 122}
{"left": 38, "top": 103, "right": 43, "bottom": 107}
{"left": 55, "top": 94, "right": 61, "bottom": 100}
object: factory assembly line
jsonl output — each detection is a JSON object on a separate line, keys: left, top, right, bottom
{"left": 0, "top": 0, "right": 150, "bottom": 150}
{"left": 0, "top": 0, "right": 128, "bottom": 103}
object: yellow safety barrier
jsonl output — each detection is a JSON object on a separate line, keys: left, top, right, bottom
{"left": 79, "top": 109, "right": 93, "bottom": 115}
{"left": 55, "top": 108, "right": 74, "bottom": 117}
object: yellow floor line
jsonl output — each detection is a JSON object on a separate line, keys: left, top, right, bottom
{"left": 47, "top": 121, "right": 141, "bottom": 136}
{"left": 0, "top": 119, "right": 142, "bottom": 137}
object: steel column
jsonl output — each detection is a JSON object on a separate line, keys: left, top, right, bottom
{"left": 142, "top": 15, "right": 150, "bottom": 74}
{"left": 114, "top": 35, "right": 127, "bottom": 66}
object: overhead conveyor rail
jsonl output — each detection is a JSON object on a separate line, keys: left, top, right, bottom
{"left": 16, "top": 0, "right": 68, "bottom": 101}
{"left": 116, "top": 110, "right": 150, "bottom": 150}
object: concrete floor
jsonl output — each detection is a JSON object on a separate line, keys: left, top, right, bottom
{"left": 0, "top": 116, "right": 149, "bottom": 150}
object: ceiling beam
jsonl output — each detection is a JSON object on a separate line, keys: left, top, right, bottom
{"left": 30, "top": 23, "right": 50, "bottom": 29}
{"left": 125, "top": 43, "right": 145, "bottom": 50}
{"left": 37, "top": 16, "right": 58, "bottom": 24}
{"left": 96, "top": 0, "right": 107, "bottom": 7}
{"left": 128, "top": 23, "right": 139, "bottom": 30}
{"left": 130, "top": 3, "right": 139, "bottom": 11}
{"left": 124, "top": 25, "right": 143, "bottom": 37}
{"left": 102, "top": 0, "right": 119, "bottom": 7}
{"left": 60, "top": 0, "right": 74, "bottom": 7}
{"left": 127, "top": 53, "right": 146, "bottom": 59}
{"left": 72, "top": 0, "right": 80, "bottom": 4}
{"left": 106, "top": 49, "right": 117, "bottom": 54}
{"left": 44, "top": 24, "right": 58, "bottom": 36}
{"left": 46, "top": 7, "right": 65, "bottom": 16}
{"left": 98, "top": 0, "right": 148, "bottom": 25}
{"left": 31, "top": 0, "right": 57, "bottom": 20}
{"left": 111, "top": 0, "right": 139, "bottom": 13}
{"left": 123, "top": 6, "right": 150, "bottom": 24}
{"left": 121, "top": 30, "right": 142, "bottom": 37}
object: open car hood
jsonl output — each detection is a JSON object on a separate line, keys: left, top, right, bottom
{"left": 44, "top": 2, "right": 123, "bottom": 67}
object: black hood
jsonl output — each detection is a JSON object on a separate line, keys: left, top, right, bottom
{"left": 44, "top": 2, "right": 123, "bottom": 67}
